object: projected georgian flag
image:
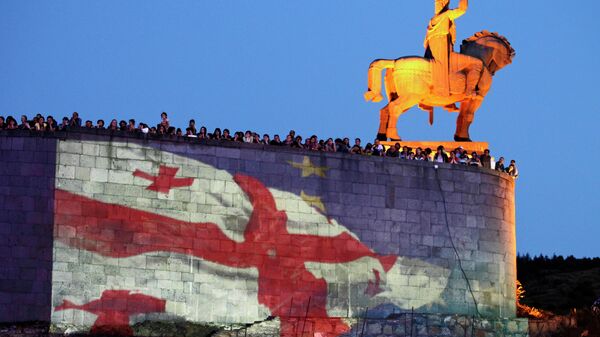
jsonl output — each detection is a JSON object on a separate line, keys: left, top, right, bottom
{"left": 51, "top": 140, "right": 448, "bottom": 336}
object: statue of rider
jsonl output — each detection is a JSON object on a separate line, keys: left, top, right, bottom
{"left": 425, "top": 0, "right": 480, "bottom": 98}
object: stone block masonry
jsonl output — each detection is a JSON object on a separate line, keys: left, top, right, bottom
{"left": 0, "top": 136, "right": 56, "bottom": 322}
{"left": 0, "top": 130, "right": 523, "bottom": 337}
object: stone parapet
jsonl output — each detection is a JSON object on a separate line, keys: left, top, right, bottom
{"left": 0, "top": 130, "right": 519, "bottom": 336}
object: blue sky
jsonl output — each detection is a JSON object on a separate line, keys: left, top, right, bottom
{"left": 1, "top": 1, "right": 598, "bottom": 257}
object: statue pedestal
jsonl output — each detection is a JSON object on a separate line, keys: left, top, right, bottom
{"left": 381, "top": 140, "right": 489, "bottom": 154}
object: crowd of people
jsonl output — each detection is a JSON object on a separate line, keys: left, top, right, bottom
{"left": 0, "top": 112, "right": 519, "bottom": 178}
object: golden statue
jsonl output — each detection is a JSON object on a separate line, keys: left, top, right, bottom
{"left": 364, "top": 0, "right": 515, "bottom": 141}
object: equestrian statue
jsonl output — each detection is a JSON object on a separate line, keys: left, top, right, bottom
{"left": 364, "top": 0, "right": 515, "bottom": 142}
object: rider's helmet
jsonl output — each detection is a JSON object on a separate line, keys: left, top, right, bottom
{"left": 435, "top": 0, "right": 450, "bottom": 14}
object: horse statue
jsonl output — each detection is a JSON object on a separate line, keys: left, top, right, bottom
{"left": 364, "top": 30, "right": 515, "bottom": 142}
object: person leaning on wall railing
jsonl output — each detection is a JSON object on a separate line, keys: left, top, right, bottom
{"left": 19, "top": 115, "right": 31, "bottom": 130}
{"left": 2, "top": 116, "right": 18, "bottom": 130}
{"left": 159, "top": 112, "right": 169, "bottom": 130}
{"left": 480, "top": 149, "right": 492, "bottom": 169}
{"left": 69, "top": 112, "right": 82, "bottom": 128}
{"left": 19, "top": 115, "right": 30, "bottom": 130}
{"left": 350, "top": 138, "right": 363, "bottom": 155}
{"left": 469, "top": 152, "right": 482, "bottom": 167}
{"left": 95, "top": 119, "right": 105, "bottom": 129}
{"left": 107, "top": 119, "right": 118, "bottom": 131}
{"left": 127, "top": 119, "right": 136, "bottom": 133}
{"left": 270, "top": 134, "right": 282, "bottom": 146}
{"left": 433, "top": 146, "right": 448, "bottom": 163}
{"left": 261, "top": 134, "right": 271, "bottom": 145}
{"left": 448, "top": 151, "right": 459, "bottom": 164}
{"left": 292, "top": 136, "right": 304, "bottom": 149}
{"left": 495, "top": 157, "right": 506, "bottom": 172}
{"left": 323, "top": 138, "right": 336, "bottom": 152}
{"left": 385, "top": 143, "right": 401, "bottom": 157}
{"left": 371, "top": 139, "right": 385, "bottom": 156}
{"left": 187, "top": 119, "right": 197, "bottom": 135}
{"left": 34, "top": 115, "right": 47, "bottom": 131}
{"left": 506, "top": 160, "right": 519, "bottom": 179}
{"left": 46, "top": 116, "right": 57, "bottom": 132}
{"left": 0, "top": 111, "right": 519, "bottom": 177}
{"left": 222, "top": 129, "right": 232, "bottom": 140}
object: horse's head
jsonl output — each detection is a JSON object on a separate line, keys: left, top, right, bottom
{"left": 460, "top": 30, "right": 515, "bottom": 75}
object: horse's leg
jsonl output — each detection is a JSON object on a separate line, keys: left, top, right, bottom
{"left": 377, "top": 105, "right": 390, "bottom": 141}
{"left": 455, "top": 100, "right": 471, "bottom": 141}
{"left": 376, "top": 69, "right": 398, "bottom": 140}
{"left": 386, "top": 95, "right": 420, "bottom": 141}
{"left": 455, "top": 97, "right": 483, "bottom": 141}
{"left": 384, "top": 68, "right": 397, "bottom": 102}
{"left": 365, "top": 60, "right": 394, "bottom": 102}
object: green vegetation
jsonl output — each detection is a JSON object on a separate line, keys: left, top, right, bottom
{"left": 517, "top": 254, "right": 600, "bottom": 314}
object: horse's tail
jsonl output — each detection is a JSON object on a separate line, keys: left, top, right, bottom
{"left": 364, "top": 59, "right": 395, "bottom": 102}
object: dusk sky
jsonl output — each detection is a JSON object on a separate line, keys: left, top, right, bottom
{"left": 1, "top": 1, "right": 598, "bottom": 257}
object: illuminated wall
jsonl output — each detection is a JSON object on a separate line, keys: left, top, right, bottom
{"left": 0, "top": 132, "right": 518, "bottom": 336}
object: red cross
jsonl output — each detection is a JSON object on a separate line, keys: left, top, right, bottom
{"left": 133, "top": 165, "right": 194, "bottom": 194}
{"left": 55, "top": 174, "right": 397, "bottom": 337}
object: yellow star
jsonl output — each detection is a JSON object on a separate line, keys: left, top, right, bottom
{"left": 287, "top": 156, "right": 329, "bottom": 178}
{"left": 300, "top": 190, "right": 326, "bottom": 214}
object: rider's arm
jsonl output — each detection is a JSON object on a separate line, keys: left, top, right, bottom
{"left": 447, "top": 0, "right": 468, "bottom": 20}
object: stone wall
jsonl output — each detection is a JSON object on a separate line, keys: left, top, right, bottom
{"left": 217, "top": 314, "right": 530, "bottom": 337}
{"left": 0, "top": 130, "right": 520, "bottom": 336}
{"left": 0, "top": 314, "right": 531, "bottom": 337}
{"left": 0, "top": 136, "right": 56, "bottom": 322}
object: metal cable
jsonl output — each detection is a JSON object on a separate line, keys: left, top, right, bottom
{"left": 434, "top": 166, "right": 482, "bottom": 317}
